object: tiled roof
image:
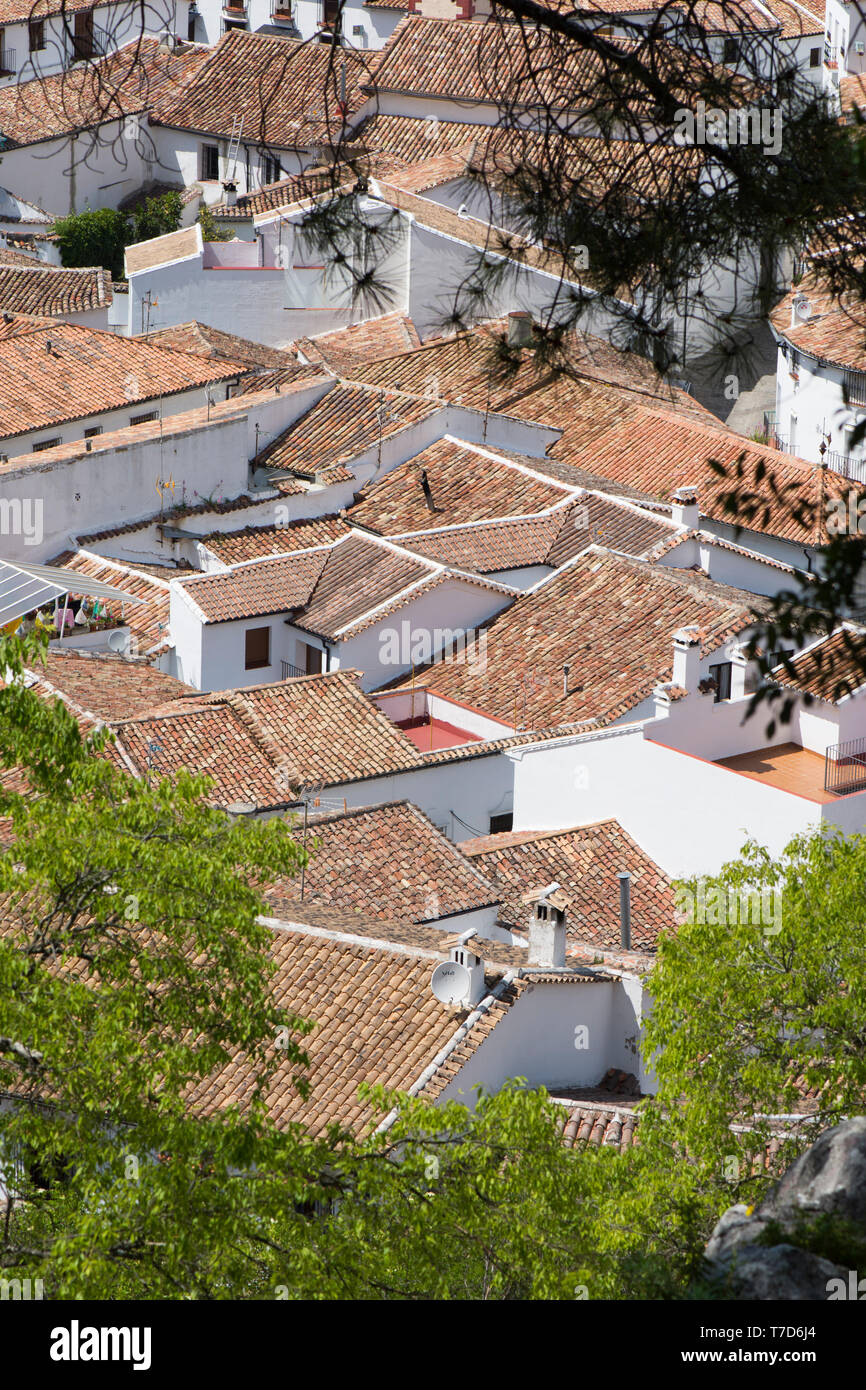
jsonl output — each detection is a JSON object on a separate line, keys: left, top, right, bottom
{"left": 256, "top": 381, "right": 439, "bottom": 475}
{"left": 368, "top": 14, "right": 742, "bottom": 108}
{"left": 348, "top": 112, "right": 491, "bottom": 164}
{"left": 0, "top": 264, "right": 112, "bottom": 317}
{"left": 177, "top": 530, "right": 503, "bottom": 639}
{"left": 379, "top": 146, "right": 475, "bottom": 194}
{"left": 186, "top": 915, "right": 523, "bottom": 1137}
{"left": 295, "top": 312, "right": 422, "bottom": 374}
{"left": 0, "top": 246, "right": 48, "bottom": 266}
{"left": 202, "top": 514, "right": 350, "bottom": 565}
{"left": 761, "top": 0, "right": 824, "bottom": 38}
{"left": 140, "top": 319, "right": 310, "bottom": 373}
{"left": 113, "top": 670, "right": 426, "bottom": 804}
{"left": 351, "top": 318, "right": 712, "bottom": 423}
{"left": 0, "top": 0, "right": 129, "bottom": 21}
{"left": 347, "top": 437, "right": 576, "bottom": 534}
{"left": 212, "top": 156, "right": 404, "bottom": 218}
{"left": 124, "top": 225, "right": 202, "bottom": 275}
{"left": 460, "top": 819, "right": 675, "bottom": 952}
{"left": 771, "top": 267, "right": 866, "bottom": 373}
{"left": 0, "top": 309, "right": 53, "bottom": 338}
{"left": 50, "top": 551, "right": 171, "bottom": 649}
{"left": 841, "top": 70, "right": 866, "bottom": 121}
{"left": 393, "top": 493, "right": 676, "bottom": 572}
{"left": 152, "top": 30, "right": 368, "bottom": 148}
{"left": 0, "top": 39, "right": 207, "bottom": 148}
{"left": 0, "top": 322, "right": 246, "bottom": 441}
{"left": 265, "top": 800, "right": 499, "bottom": 923}
{"left": 0, "top": 375, "right": 330, "bottom": 472}
{"left": 176, "top": 545, "right": 330, "bottom": 624}
{"left": 21, "top": 649, "right": 193, "bottom": 724}
{"left": 350, "top": 322, "right": 845, "bottom": 545}
{"left": 397, "top": 548, "right": 762, "bottom": 728}
{"left": 772, "top": 627, "right": 866, "bottom": 703}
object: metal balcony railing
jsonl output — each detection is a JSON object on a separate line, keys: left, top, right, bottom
{"left": 825, "top": 450, "right": 866, "bottom": 483}
{"left": 281, "top": 660, "right": 305, "bottom": 680}
{"left": 0, "top": 49, "right": 16, "bottom": 75}
{"left": 825, "top": 735, "right": 866, "bottom": 795}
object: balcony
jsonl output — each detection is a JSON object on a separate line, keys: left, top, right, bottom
{"left": 69, "top": 28, "right": 109, "bottom": 63}
{"left": 824, "top": 735, "right": 866, "bottom": 795}
{"left": 271, "top": 4, "right": 294, "bottom": 21}
{"left": 0, "top": 49, "right": 16, "bottom": 76}
{"left": 281, "top": 660, "right": 305, "bottom": 680}
{"left": 824, "top": 450, "right": 866, "bottom": 483}
{"left": 824, "top": 42, "right": 842, "bottom": 68}
{"left": 715, "top": 742, "right": 835, "bottom": 803}
{"left": 222, "top": 2, "right": 247, "bottom": 13}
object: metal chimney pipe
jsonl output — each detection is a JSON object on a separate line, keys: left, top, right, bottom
{"left": 563, "top": 663, "right": 570, "bottom": 696}
{"left": 617, "top": 871, "right": 631, "bottom": 950}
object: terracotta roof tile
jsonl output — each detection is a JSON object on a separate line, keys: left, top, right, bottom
{"left": 113, "top": 669, "right": 427, "bottom": 804}
{"left": 20, "top": 649, "right": 193, "bottom": 723}
{"left": 772, "top": 626, "right": 866, "bottom": 703}
{"left": 266, "top": 799, "right": 499, "bottom": 923}
{"left": 295, "top": 312, "right": 422, "bottom": 374}
{"left": 348, "top": 437, "right": 575, "bottom": 533}
{"left": 186, "top": 916, "right": 524, "bottom": 1137}
{"left": 140, "top": 319, "right": 311, "bottom": 373}
{"left": 0, "top": 264, "right": 111, "bottom": 317}
{"left": 152, "top": 30, "right": 368, "bottom": 148}
{"left": 202, "top": 514, "right": 350, "bottom": 564}
{"left": 393, "top": 493, "right": 676, "bottom": 572}
{"left": 0, "top": 321, "right": 246, "bottom": 441}
{"left": 461, "top": 819, "right": 675, "bottom": 951}
{"left": 0, "top": 38, "right": 207, "bottom": 148}
{"left": 50, "top": 550, "right": 171, "bottom": 649}
{"left": 396, "top": 548, "right": 763, "bottom": 727}
{"left": 256, "top": 381, "right": 439, "bottom": 474}
{"left": 771, "top": 264, "right": 866, "bottom": 373}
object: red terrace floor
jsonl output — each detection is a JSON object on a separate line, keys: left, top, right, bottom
{"left": 396, "top": 716, "right": 481, "bottom": 752}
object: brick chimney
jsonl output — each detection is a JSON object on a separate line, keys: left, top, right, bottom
{"left": 523, "top": 883, "right": 569, "bottom": 967}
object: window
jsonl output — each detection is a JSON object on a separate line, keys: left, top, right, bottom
{"left": 130, "top": 410, "right": 158, "bottom": 426}
{"left": 768, "top": 648, "right": 793, "bottom": 669}
{"left": 83, "top": 425, "right": 102, "bottom": 438}
{"left": 322, "top": 0, "right": 341, "bottom": 26}
{"left": 489, "top": 812, "right": 514, "bottom": 834}
{"left": 200, "top": 143, "right": 220, "bottom": 181}
{"left": 245, "top": 626, "right": 271, "bottom": 670}
{"left": 708, "top": 661, "right": 732, "bottom": 703}
{"left": 261, "top": 154, "right": 281, "bottom": 186}
{"left": 303, "top": 642, "right": 322, "bottom": 674}
{"left": 32, "top": 437, "right": 61, "bottom": 452}
{"left": 187, "top": 7, "right": 198, "bottom": 40}
{"left": 29, "top": 19, "right": 45, "bottom": 51}
{"left": 72, "top": 9, "right": 95, "bottom": 61}
{"left": 844, "top": 368, "right": 866, "bottom": 407}
{"left": 810, "top": 45, "right": 821, "bottom": 67}
{"left": 723, "top": 37, "right": 740, "bottom": 63}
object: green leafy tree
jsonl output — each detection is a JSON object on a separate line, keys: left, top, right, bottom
{"left": 53, "top": 207, "right": 130, "bottom": 280}
{"left": 128, "top": 191, "right": 183, "bottom": 243}
{"left": 197, "top": 203, "right": 233, "bottom": 243}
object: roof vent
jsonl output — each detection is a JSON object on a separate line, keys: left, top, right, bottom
{"left": 617, "top": 871, "right": 632, "bottom": 950}
{"left": 45, "top": 339, "right": 52, "bottom": 352}
{"left": 506, "top": 310, "right": 533, "bottom": 349}
{"left": 671, "top": 485, "right": 699, "bottom": 529}
{"left": 457, "top": 203, "right": 470, "bottom": 218}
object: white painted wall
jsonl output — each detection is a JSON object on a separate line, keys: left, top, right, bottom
{"left": 773, "top": 337, "right": 866, "bottom": 471}
{"left": 436, "top": 975, "right": 654, "bottom": 1103}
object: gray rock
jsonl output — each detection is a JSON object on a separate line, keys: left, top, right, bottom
{"left": 705, "top": 1204, "right": 769, "bottom": 1262}
{"left": 758, "top": 1117, "right": 866, "bottom": 1228}
{"left": 701, "top": 1118, "right": 866, "bottom": 1300}
{"left": 709, "top": 1244, "right": 849, "bottom": 1301}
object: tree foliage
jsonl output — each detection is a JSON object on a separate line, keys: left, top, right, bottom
{"left": 54, "top": 193, "right": 183, "bottom": 279}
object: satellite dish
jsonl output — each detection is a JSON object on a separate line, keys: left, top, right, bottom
{"left": 431, "top": 960, "right": 471, "bottom": 1005}
{"left": 793, "top": 295, "right": 812, "bottom": 323}
{"left": 107, "top": 629, "right": 128, "bottom": 654}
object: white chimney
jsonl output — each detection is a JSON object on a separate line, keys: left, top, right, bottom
{"left": 671, "top": 485, "right": 699, "bottom": 530}
{"left": 524, "top": 883, "right": 569, "bottom": 968}
{"left": 431, "top": 931, "right": 486, "bottom": 1007}
{"left": 672, "top": 626, "right": 702, "bottom": 691}
{"left": 222, "top": 181, "right": 238, "bottom": 208}
{"left": 506, "top": 311, "right": 534, "bottom": 349}
{"left": 728, "top": 643, "right": 748, "bottom": 699}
